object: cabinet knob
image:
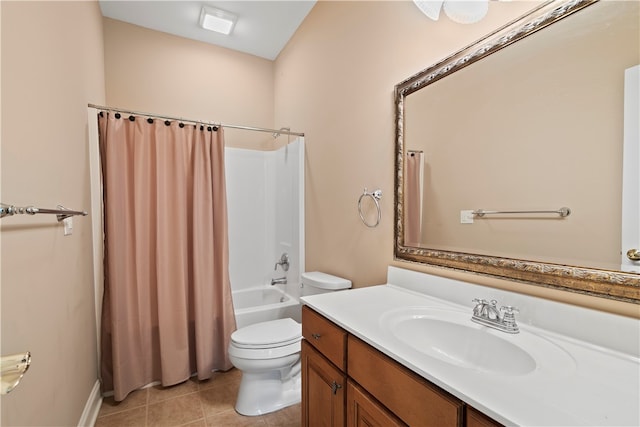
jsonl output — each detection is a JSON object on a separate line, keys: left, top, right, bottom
{"left": 312, "top": 333, "right": 321, "bottom": 340}
{"left": 331, "top": 381, "right": 342, "bottom": 395}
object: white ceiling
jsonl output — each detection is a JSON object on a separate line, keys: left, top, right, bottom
{"left": 98, "top": 1, "right": 317, "bottom": 60}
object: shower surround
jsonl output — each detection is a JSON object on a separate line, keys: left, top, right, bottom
{"left": 225, "top": 138, "right": 305, "bottom": 325}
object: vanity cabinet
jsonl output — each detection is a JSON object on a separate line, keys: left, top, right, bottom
{"left": 302, "top": 305, "right": 348, "bottom": 426}
{"left": 302, "top": 306, "right": 503, "bottom": 427}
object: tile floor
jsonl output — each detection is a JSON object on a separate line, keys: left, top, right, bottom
{"left": 95, "top": 368, "right": 300, "bottom": 427}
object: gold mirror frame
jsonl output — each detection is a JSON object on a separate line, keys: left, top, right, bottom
{"left": 394, "top": 0, "right": 640, "bottom": 304}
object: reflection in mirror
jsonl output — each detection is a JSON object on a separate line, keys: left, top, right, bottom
{"left": 395, "top": 0, "right": 640, "bottom": 303}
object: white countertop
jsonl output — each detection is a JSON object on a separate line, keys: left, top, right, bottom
{"left": 300, "top": 268, "right": 640, "bottom": 426}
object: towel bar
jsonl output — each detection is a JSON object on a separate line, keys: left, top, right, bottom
{"left": 472, "top": 207, "right": 571, "bottom": 218}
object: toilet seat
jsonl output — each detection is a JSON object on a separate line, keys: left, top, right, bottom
{"left": 229, "top": 318, "right": 302, "bottom": 360}
{"left": 231, "top": 318, "right": 301, "bottom": 349}
{"left": 229, "top": 340, "right": 301, "bottom": 360}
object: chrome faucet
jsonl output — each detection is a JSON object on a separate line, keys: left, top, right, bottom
{"left": 271, "top": 276, "right": 287, "bottom": 286}
{"left": 471, "top": 298, "right": 519, "bottom": 334}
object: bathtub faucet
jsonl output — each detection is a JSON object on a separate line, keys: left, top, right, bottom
{"left": 271, "top": 276, "right": 287, "bottom": 286}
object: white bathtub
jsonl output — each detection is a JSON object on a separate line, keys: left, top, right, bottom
{"left": 232, "top": 286, "right": 301, "bottom": 329}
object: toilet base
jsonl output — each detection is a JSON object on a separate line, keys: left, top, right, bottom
{"left": 235, "top": 361, "right": 301, "bottom": 416}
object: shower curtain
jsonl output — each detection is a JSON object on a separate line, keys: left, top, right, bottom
{"left": 98, "top": 112, "right": 236, "bottom": 401}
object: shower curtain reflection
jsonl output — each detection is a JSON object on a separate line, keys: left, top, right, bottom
{"left": 405, "top": 151, "right": 424, "bottom": 246}
{"left": 98, "top": 112, "right": 236, "bottom": 402}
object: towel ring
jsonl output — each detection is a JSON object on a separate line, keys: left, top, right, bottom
{"left": 358, "top": 188, "right": 382, "bottom": 228}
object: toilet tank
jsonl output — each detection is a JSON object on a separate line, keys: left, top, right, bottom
{"left": 301, "top": 272, "right": 352, "bottom": 297}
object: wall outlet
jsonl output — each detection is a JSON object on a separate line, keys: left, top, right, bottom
{"left": 460, "top": 210, "right": 474, "bottom": 224}
{"left": 63, "top": 217, "right": 73, "bottom": 236}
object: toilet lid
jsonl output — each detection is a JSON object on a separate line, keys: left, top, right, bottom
{"left": 231, "top": 318, "right": 302, "bottom": 349}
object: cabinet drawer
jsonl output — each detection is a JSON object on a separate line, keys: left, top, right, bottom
{"left": 348, "top": 335, "right": 463, "bottom": 427}
{"left": 302, "top": 306, "right": 347, "bottom": 371}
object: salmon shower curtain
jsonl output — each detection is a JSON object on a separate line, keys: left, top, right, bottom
{"left": 98, "top": 112, "right": 236, "bottom": 401}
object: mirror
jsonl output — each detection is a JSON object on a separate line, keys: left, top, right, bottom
{"left": 395, "top": 0, "right": 640, "bottom": 303}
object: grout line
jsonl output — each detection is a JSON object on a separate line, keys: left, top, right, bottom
{"left": 145, "top": 388, "right": 150, "bottom": 427}
{"left": 197, "top": 385, "right": 207, "bottom": 427}
{"left": 96, "top": 398, "right": 148, "bottom": 418}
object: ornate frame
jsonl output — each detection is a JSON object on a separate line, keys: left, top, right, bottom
{"left": 394, "top": 0, "right": 640, "bottom": 304}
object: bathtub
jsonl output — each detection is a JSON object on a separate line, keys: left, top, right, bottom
{"left": 232, "top": 286, "right": 301, "bottom": 329}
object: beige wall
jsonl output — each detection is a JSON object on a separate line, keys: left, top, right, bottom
{"left": 1, "top": 1, "right": 105, "bottom": 425}
{"left": 103, "top": 18, "right": 277, "bottom": 150}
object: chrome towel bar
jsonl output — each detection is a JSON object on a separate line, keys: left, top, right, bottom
{"left": 472, "top": 207, "right": 571, "bottom": 218}
{"left": 0, "top": 203, "right": 88, "bottom": 222}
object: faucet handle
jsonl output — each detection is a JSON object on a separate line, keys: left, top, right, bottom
{"left": 472, "top": 298, "right": 487, "bottom": 316}
{"left": 500, "top": 306, "right": 519, "bottom": 314}
{"left": 274, "top": 253, "right": 290, "bottom": 271}
{"left": 500, "top": 306, "right": 520, "bottom": 332}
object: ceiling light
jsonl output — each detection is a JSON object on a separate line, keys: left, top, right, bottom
{"left": 413, "top": 0, "right": 489, "bottom": 24}
{"left": 443, "top": 0, "right": 488, "bottom": 24}
{"left": 199, "top": 6, "right": 237, "bottom": 35}
{"left": 414, "top": 0, "right": 444, "bottom": 20}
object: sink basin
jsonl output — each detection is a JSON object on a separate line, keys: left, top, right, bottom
{"left": 380, "top": 307, "right": 575, "bottom": 376}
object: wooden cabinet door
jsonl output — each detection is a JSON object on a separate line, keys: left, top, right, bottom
{"left": 302, "top": 340, "right": 346, "bottom": 427}
{"left": 346, "top": 380, "right": 406, "bottom": 427}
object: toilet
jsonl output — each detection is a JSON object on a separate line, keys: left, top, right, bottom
{"left": 228, "top": 271, "right": 351, "bottom": 416}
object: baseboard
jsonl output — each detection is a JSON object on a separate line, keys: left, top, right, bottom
{"left": 78, "top": 380, "right": 102, "bottom": 427}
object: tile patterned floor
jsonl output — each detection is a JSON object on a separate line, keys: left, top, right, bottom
{"left": 95, "top": 368, "right": 300, "bottom": 427}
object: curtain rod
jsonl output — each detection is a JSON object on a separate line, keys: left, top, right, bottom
{"left": 87, "top": 103, "right": 304, "bottom": 137}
